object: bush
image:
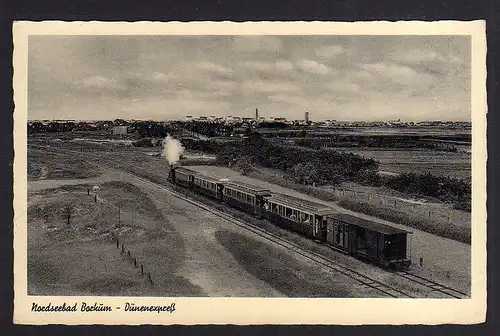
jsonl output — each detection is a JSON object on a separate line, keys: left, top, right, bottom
{"left": 132, "top": 138, "right": 154, "bottom": 147}
{"left": 384, "top": 172, "right": 471, "bottom": 212}
{"left": 215, "top": 135, "right": 377, "bottom": 187}
{"left": 233, "top": 158, "right": 254, "bottom": 176}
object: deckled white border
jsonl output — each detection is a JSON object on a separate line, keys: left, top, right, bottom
{"left": 13, "top": 20, "right": 487, "bottom": 325}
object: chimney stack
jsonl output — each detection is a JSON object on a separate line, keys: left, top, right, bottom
{"left": 255, "top": 108, "right": 259, "bottom": 120}
{"left": 305, "top": 111, "right": 310, "bottom": 124}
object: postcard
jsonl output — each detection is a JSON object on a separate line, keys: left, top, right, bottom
{"left": 13, "top": 20, "right": 487, "bottom": 325}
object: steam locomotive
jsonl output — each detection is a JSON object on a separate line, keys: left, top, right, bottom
{"left": 169, "top": 166, "right": 412, "bottom": 270}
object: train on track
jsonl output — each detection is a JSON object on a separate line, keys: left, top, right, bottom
{"left": 169, "top": 166, "right": 412, "bottom": 270}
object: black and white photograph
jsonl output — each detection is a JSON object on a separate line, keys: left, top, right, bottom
{"left": 13, "top": 21, "right": 487, "bottom": 325}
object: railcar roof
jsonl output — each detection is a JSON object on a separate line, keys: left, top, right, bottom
{"left": 264, "top": 193, "right": 336, "bottom": 215}
{"left": 175, "top": 167, "right": 197, "bottom": 174}
{"left": 329, "top": 213, "right": 412, "bottom": 235}
{"left": 192, "top": 173, "right": 223, "bottom": 183}
{"left": 224, "top": 181, "right": 271, "bottom": 194}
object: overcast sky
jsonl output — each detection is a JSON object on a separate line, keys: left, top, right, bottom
{"left": 28, "top": 35, "right": 471, "bottom": 121}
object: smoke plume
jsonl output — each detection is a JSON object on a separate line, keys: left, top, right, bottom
{"left": 162, "top": 135, "right": 185, "bottom": 165}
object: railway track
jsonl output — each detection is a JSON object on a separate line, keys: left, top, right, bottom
{"left": 392, "top": 271, "right": 469, "bottom": 299}
{"left": 28, "top": 144, "right": 469, "bottom": 298}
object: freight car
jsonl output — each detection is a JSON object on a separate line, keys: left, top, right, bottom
{"left": 168, "top": 166, "right": 412, "bottom": 270}
{"left": 326, "top": 213, "right": 411, "bottom": 269}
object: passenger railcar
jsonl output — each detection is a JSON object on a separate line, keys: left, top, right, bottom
{"left": 170, "top": 166, "right": 195, "bottom": 188}
{"left": 263, "top": 194, "right": 335, "bottom": 241}
{"left": 222, "top": 181, "right": 271, "bottom": 217}
{"left": 192, "top": 173, "right": 225, "bottom": 199}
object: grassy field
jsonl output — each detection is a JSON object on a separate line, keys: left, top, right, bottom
{"left": 216, "top": 230, "right": 354, "bottom": 297}
{"left": 28, "top": 148, "right": 102, "bottom": 180}
{"left": 334, "top": 148, "right": 471, "bottom": 181}
{"left": 27, "top": 179, "right": 200, "bottom": 296}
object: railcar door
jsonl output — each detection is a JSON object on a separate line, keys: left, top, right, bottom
{"left": 255, "top": 195, "right": 265, "bottom": 217}
{"left": 319, "top": 217, "right": 327, "bottom": 242}
{"left": 216, "top": 184, "right": 224, "bottom": 201}
{"left": 326, "top": 218, "right": 335, "bottom": 245}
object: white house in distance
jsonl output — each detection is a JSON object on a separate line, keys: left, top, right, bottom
{"left": 112, "top": 125, "right": 128, "bottom": 135}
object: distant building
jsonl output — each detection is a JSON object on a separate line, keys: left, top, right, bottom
{"left": 112, "top": 125, "right": 128, "bottom": 135}
{"left": 273, "top": 117, "right": 287, "bottom": 123}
